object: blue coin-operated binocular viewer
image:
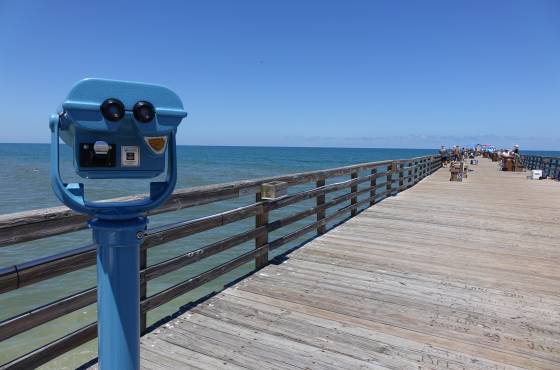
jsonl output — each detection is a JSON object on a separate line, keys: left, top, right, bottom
{"left": 50, "top": 78, "right": 187, "bottom": 370}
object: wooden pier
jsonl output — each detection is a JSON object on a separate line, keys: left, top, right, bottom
{"left": 138, "top": 159, "right": 560, "bottom": 370}
{"left": 2, "top": 155, "right": 560, "bottom": 369}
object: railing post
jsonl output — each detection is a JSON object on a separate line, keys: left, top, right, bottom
{"left": 255, "top": 192, "right": 269, "bottom": 269}
{"left": 407, "top": 161, "right": 411, "bottom": 185}
{"left": 316, "top": 178, "right": 326, "bottom": 235}
{"left": 370, "top": 167, "right": 377, "bottom": 206}
{"left": 350, "top": 171, "right": 358, "bottom": 217}
{"left": 140, "top": 247, "right": 147, "bottom": 335}
{"left": 405, "top": 161, "right": 409, "bottom": 187}
{"left": 388, "top": 161, "right": 397, "bottom": 196}
{"left": 398, "top": 161, "right": 404, "bottom": 192}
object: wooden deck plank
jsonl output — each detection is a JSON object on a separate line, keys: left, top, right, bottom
{"left": 192, "top": 292, "right": 521, "bottom": 370}
{"left": 252, "top": 261, "right": 560, "bottom": 330}
{"left": 139, "top": 159, "right": 560, "bottom": 369}
{"left": 235, "top": 272, "right": 560, "bottom": 364}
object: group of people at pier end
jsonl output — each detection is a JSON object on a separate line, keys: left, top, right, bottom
{"left": 439, "top": 144, "right": 520, "bottom": 169}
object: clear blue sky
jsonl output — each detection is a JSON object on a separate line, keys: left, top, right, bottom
{"left": 1, "top": 0, "right": 558, "bottom": 149}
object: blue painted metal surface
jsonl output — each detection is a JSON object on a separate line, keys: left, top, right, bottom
{"left": 92, "top": 217, "right": 147, "bottom": 370}
{"left": 57, "top": 78, "right": 186, "bottom": 179}
{"left": 50, "top": 79, "right": 187, "bottom": 369}
{"left": 50, "top": 118, "right": 180, "bottom": 220}
{"left": 50, "top": 78, "right": 187, "bottom": 220}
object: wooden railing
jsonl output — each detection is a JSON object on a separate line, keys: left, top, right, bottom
{"left": 521, "top": 155, "right": 560, "bottom": 179}
{"left": 0, "top": 154, "right": 442, "bottom": 369}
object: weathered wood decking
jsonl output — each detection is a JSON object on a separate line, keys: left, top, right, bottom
{"left": 139, "top": 159, "right": 560, "bottom": 370}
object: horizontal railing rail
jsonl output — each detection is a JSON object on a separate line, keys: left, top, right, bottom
{"left": 521, "top": 155, "right": 560, "bottom": 179}
{"left": 0, "top": 154, "right": 442, "bottom": 369}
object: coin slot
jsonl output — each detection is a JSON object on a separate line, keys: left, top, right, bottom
{"left": 79, "top": 142, "right": 116, "bottom": 167}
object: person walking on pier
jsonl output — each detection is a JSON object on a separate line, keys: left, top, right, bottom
{"left": 440, "top": 145, "right": 449, "bottom": 166}
{"left": 452, "top": 145, "right": 461, "bottom": 162}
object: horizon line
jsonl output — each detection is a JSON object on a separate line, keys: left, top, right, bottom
{"left": 0, "top": 142, "right": 557, "bottom": 152}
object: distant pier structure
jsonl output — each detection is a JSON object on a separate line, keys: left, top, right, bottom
{"left": 1, "top": 155, "right": 560, "bottom": 369}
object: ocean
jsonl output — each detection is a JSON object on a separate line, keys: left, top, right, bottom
{"left": 0, "top": 143, "right": 557, "bottom": 369}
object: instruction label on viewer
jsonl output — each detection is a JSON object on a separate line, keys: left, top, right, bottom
{"left": 121, "top": 146, "right": 140, "bottom": 167}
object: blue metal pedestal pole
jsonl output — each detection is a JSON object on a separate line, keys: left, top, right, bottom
{"left": 91, "top": 217, "right": 148, "bottom": 370}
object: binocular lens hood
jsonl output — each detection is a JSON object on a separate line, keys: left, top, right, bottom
{"left": 101, "top": 99, "right": 125, "bottom": 122}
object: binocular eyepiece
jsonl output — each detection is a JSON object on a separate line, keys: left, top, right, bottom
{"left": 133, "top": 101, "right": 155, "bottom": 123}
{"left": 100, "top": 98, "right": 156, "bottom": 123}
{"left": 100, "top": 99, "right": 125, "bottom": 121}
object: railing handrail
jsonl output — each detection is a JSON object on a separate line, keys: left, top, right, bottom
{"left": 0, "top": 156, "right": 432, "bottom": 247}
{"left": 0, "top": 154, "right": 442, "bottom": 369}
